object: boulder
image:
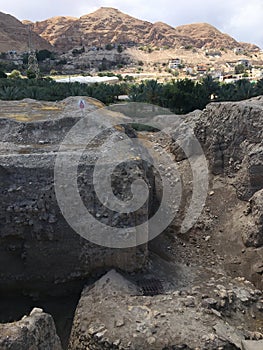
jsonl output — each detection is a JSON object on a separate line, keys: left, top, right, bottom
{"left": 195, "top": 96, "right": 263, "bottom": 200}
{"left": 241, "top": 339, "right": 263, "bottom": 350}
{"left": 0, "top": 308, "right": 62, "bottom": 350}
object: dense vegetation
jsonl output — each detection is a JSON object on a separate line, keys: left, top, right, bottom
{"left": 0, "top": 76, "right": 262, "bottom": 114}
{"left": 128, "top": 77, "right": 263, "bottom": 113}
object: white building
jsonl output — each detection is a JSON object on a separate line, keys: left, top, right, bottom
{"left": 238, "top": 59, "right": 251, "bottom": 68}
{"left": 169, "top": 58, "right": 181, "bottom": 69}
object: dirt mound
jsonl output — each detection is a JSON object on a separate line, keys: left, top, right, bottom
{"left": 69, "top": 269, "right": 263, "bottom": 349}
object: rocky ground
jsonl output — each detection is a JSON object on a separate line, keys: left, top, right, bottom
{"left": 0, "top": 96, "right": 262, "bottom": 349}
{"left": 69, "top": 269, "right": 263, "bottom": 350}
{"left": 68, "top": 97, "right": 263, "bottom": 349}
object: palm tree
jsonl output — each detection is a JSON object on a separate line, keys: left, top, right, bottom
{"left": 255, "top": 78, "right": 263, "bottom": 96}
{"left": 217, "top": 83, "right": 236, "bottom": 101}
{"left": 143, "top": 80, "right": 162, "bottom": 105}
{"left": 234, "top": 79, "right": 254, "bottom": 100}
{"left": 0, "top": 86, "right": 21, "bottom": 100}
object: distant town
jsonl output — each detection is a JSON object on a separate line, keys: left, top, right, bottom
{"left": 1, "top": 44, "right": 263, "bottom": 84}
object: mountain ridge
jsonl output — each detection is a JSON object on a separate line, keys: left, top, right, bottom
{"left": 0, "top": 7, "right": 259, "bottom": 53}
{"left": 26, "top": 7, "right": 258, "bottom": 52}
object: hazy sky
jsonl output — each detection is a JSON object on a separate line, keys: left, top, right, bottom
{"left": 0, "top": 0, "right": 262, "bottom": 48}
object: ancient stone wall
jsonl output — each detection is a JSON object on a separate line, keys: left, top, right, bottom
{"left": 0, "top": 98, "right": 150, "bottom": 293}
{"left": 195, "top": 97, "right": 263, "bottom": 200}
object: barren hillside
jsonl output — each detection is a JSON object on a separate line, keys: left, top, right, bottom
{"left": 174, "top": 22, "right": 239, "bottom": 49}
{"left": 0, "top": 11, "right": 53, "bottom": 52}
{"left": 27, "top": 7, "right": 260, "bottom": 52}
{"left": 23, "top": 16, "right": 78, "bottom": 46}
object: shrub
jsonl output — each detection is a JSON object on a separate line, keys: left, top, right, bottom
{"left": 50, "top": 69, "right": 58, "bottom": 76}
{"left": 117, "top": 45, "right": 123, "bottom": 53}
{"left": 26, "top": 70, "right": 37, "bottom": 79}
{"left": 8, "top": 69, "right": 22, "bottom": 79}
{"left": 105, "top": 44, "right": 114, "bottom": 50}
{"left": 235, "top": 64, "right": 246, "bottom": 74}
{"left": 36, "top": 49, "right": 55, "bottom": 61}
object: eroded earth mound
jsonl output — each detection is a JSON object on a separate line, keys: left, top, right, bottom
{"left": 0, "top": 96, "right": 262, "bottom": 349}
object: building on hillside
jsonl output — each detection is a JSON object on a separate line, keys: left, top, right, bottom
{"left": 233, "top": 47, "right": 244, "bottom": 54}
{"left": 169, "top": 58, "right": 181, "bottom": 69}
{"left": 238, "top": 59, "right": 251, "bottom": 68}
{"left": 219, "top": 74, "right": 236, "bottom": 83}
{"left": 185, "top": 67, "right": 193, "bottom": 75}
{"left": 251, "top": 68, "right": 263, "bottom": 79}
{"left": 226, "top": 61, "right": 239, "bottom": 68}
{"left": 210, "top": 70, "right": 223, "bottom": 79}
{"left": 196, "top": 64, "right": 208, "bottom": 74}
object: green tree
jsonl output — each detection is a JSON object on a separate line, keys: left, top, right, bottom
{"left": 128, "top": 83, "right": 145, "bottom": 102}
{"left": 26, "top": 70, "right": 37, "bottom": 79}
{"left": 234, "top": 79, "right": 254, "bottom": 100}
{"left": 143, "top": 80, "right": 162, "bottom": 104}
{"left": 22, "top": 53, "right": 29, "bottom": 64}
{"left": 105, "top": 44, "right": 114, "bottom": 50}
{"left": 36, "top": 49, "right": 54, "bottom": 61}
{"left": 117, "top": 45, "right": 123, "bottom": 53}
{"left": 0, "top": 86, "right": 21, "bottom": 99}
{"left": 235, "top": 64, "right": 246, "bottom": 74}
{"left": 255, "top": 78, "right": 263, "bottom": 95}
{"left": 217, "top": 83, "right": 237, "bottom": 101}
{"left": 201, "top": 75, "right": 220, "bottom": 99}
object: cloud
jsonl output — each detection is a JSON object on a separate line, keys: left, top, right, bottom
{"left": 0, "top": 0, "right": 262, "bottom": 48}
{"left": 222, "top": 0, "right": 263, "bottom": 46}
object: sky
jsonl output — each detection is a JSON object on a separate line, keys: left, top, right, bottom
{"left": 0, "top": 0, "right": 262, "bottom": 48}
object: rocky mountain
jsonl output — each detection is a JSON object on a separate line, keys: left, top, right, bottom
{"left": 22, "top": 16, "right": 78, "bottom": 46}
{"left": 0, "top": 11, "right": 53, "bottom": 52}
{"left": 42, "top": 7, "right": 157, "bottom": 52}
{"left": 26, "top": 7, "right": 259, "bottom": 52}
{"left": 174, "top": 22, "right": 240, "bottom": 49}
